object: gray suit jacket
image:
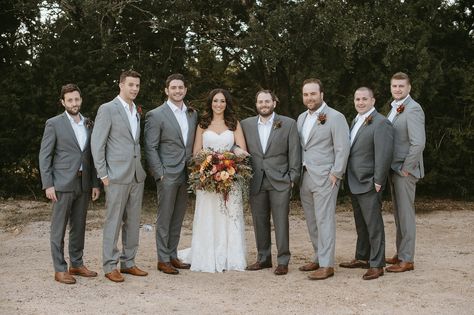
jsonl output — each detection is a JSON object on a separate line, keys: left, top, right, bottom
{"left": 91, "top": 97, "right": 146, "bottom": 184}
{"left": 297, "top": 104, "right": 350, "bottom": 188}
{"left": 241, "top": 114, "right": 301, "bottom": 195}
{"left": 144, "top": 102, "right": 198, "bottom": 182}
{"left": 347, "top": 110, "right": 394, "bottom": 194}
{"left": 39, "top": 112, "right": 99, "bottom": 191}
{"left": 390, "top": 96, "right": 425, "bottom": 179}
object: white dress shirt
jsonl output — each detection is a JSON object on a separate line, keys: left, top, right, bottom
{"left": 65, "top": 111, "right": 87, "bottom": 170}
{"left": 257, "top": 112, "right": 275, "bottom": 153}
{"left": 167, "top": 100, "right": 189, "bottom": 145}
{"left": 302, "top": 102, "right": 326, "bottom": 145}
{"left": 388, "top": 94, "right": 410, "bottom": 122}
{"left": 118, "top": 95, "right": 138, "bottom": 140}
{"left": 350, "top": 107, "right": 376, "bottom": 146}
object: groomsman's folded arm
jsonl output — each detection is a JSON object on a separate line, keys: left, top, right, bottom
{"left": 403, "top": 106, "right": 425, "bottom": 175}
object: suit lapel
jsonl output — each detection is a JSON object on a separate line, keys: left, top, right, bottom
{"left": 306, "top": 107, "right": 326, "bottom": 145}
{"left": 185, "top": 108, "right": 195, "bottom": 147}
{"left": 163, "top": 103, "right": 185, "bottom": 145}
{"left": 352, "top": 110, "right": 376, "bottom": 146}
{"left": 61, "top": 113, "right": 81, "bottom": 150}
{"left": 114, "top": 98, "right": 134, "bottom": 139}
{"left": 264, "top": 114, "right": 279, "bottom": 154}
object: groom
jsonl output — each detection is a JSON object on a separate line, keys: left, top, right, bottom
{"left": 241, "top": 90, "right": 301, "bottom": 275}
{"left": 144, "top": 73, "right": 198, "bottom": 275}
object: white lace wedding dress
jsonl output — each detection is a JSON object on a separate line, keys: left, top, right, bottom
{"left": 179, "top": 130, "right": 247, "bottom": 273}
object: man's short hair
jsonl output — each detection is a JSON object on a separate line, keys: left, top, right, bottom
{"left": 255, "top": 89, "right": 279, "bottom": 103}
{"left": 391, "top": 72, "right": 411, "bottom": 84}
{"left": 355, "top": 86, "right": 374, "bottom": 98}
{"left": 165, "top": 73, "right": 186, "bottom": 88}
{"left": 119, "top": 70, "right": 141, "bottom": 83}
{"left": 60, "top": 83, "right": 81, "bottom": 100}
{"left": 302, "top": 78, "right": 324, "bottom": 93}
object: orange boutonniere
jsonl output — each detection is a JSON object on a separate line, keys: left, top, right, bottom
{"left": 396, "top": 104, "right": 405, "bottom": 114}
{"left": 318, "top": 113, "right": 327, "bottom": 125}
{"left": 273, "top": 120, "right": 282, "bottom": 130}
{"left": 364, "top": 115, "right": 373, "bottom": 126}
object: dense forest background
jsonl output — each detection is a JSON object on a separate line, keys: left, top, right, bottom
{"left": 0, "top": 0, "right": 473, "bottom": 198}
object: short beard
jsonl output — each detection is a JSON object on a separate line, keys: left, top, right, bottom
{"left": 257, "top": 108, "right": 274, "bottom": 118}
{"left": 66, "top": 108, "right": 80, "bottom": 116}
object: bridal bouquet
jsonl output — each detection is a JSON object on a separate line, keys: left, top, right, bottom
{"left": 188, "top": 149, "right": 252, "bottom": 203}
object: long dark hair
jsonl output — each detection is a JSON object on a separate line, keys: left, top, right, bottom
{"left": 199, "top": 88, "right": 238, "bottom": 131}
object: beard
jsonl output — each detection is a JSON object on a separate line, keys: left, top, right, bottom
{"left": 65, "top": 106, "right": 80, "bottom": 116}
{"left": 257, "top": 106, "right": 274, "bottom": 118}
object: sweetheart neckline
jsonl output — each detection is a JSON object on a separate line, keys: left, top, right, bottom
{"left": 203, "top": 129, "right": 232, "bottom": 136}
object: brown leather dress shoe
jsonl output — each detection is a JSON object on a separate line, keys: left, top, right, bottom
{"left": 120, "top": 266, "right": 148, "bottom": 276}
{"left": 170, "top": 258, "right": 191, "bottom": 269}
{"left": 105, "top": 269, "right": 124, "bottom": 282}
{"left": 245, "top": 261, "right": 272, "bottom": 271}
{"left": 158, "top": 262, "right": 179, "bottom": 275}
{"left": 274, "top": 265, "right": 288, "bottom": 275}
{"left": 298, "top": 262, "right": 320, "bottom": 272}
{"left": 363, "top": 267, "right": 384, "bottom": 280}
{"left": 55, "top": 271, "right": 76, "bottom": 284}
{"left": 308, "top": 267, "right": 334, "bottom": 280}
{"left": 385, "top": 254, "right": 401, "bottom": 265}
{"left": 385, "top": 261, "right": 414, "bottom": 273}
{"left": 69, "top": 265, "right": 98, "bottom": 277}
{"left": 339, "top": 259, "right": 369, "bottom": 269}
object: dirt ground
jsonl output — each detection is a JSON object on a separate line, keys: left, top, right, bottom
{"left": 0, "top": 196, "right": 473, "bottom": 315}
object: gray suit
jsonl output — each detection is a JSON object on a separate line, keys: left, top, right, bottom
{"left": 144, "top": 102, "right": 197, "bottom": 262}
{"left": 347, "top": 110, "right": 393, "bottom": 267}
{"left": 91, "top": 97, "right": 146, "bottom": 273}
{"left": 297, "top": 104, "right": 350, "bottom": 267}
{"left": 39, "top": 112, "right": 99, "bottom": 272}
{"left": 388, "top": 96, "right": 425, "bottom": 262}
{"left": 241, "top": 114, "right": 301, "bottom": 266}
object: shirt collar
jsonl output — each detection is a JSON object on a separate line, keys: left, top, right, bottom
{"left": 307, "top": 102, "right": 326, "bottom": 116}
{"left": 117, "top": 95, "right": 136, "bottom": 113}
{"left": 65, "top": 111, "right": 84, "bottom": 125}
{"left": 167, "top": 100, "right": 187, "bottom": 113}
{"left": 391, "top": 95, "right": 410, "bottom": 108}
{"left": 258, "top": 112, "right": 275, "bottom": 126}
{"left": 356, "top": 107, "right": 376, "bottom": 121}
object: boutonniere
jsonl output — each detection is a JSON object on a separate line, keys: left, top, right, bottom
{"left": 187, "top": 106, "right": 195, "bottom": 116}
{"left": 317, "top": 113, "right": 327, "bottom": 125}
{"left": 85, "top": 118, "right": 94, "bottom": 129}
{"left": 396, "top": 104, "right": 405, "bottom": 114}
{"left": 136, "top": 104, "right": 143, "bottom": 117}
{"left": 272, "top": 120, "right": 282, "bottom": 130}
{"left": 363, "top": 115, "right": 373, "bottom": 126}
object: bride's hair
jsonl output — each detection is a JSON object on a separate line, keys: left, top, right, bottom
{"left": 199, "top": 88, "right": 238, "bottom": 131}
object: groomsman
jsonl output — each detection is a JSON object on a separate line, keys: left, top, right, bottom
{"left": 39, "top": 83, "right": 100, "bottom": 284}
{"left": 339, "top": 87, "right": 393, "bottom": 280}
{"left": 241, "top": 90, "right": 301, "bottom": 275}
{"left": 144, "top": 74, "right": 198, "bottom": 275}
{"left": 297, "top": 78, "right": 350, "bottom": 280}
{"left": 385, "top": 72, "right": 425, "bottom": 273}
{"left": 91, "top": 70, "right": 148, "bottom": 282}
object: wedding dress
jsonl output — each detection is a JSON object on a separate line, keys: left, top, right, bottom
{"left": 179, "top": 130, "right": 247, "bottom": 273}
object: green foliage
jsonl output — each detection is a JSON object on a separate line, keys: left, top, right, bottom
{"left": 1, "top": 0, "right": 473, "bottom": 198}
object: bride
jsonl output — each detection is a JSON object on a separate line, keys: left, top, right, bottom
{"left": 179, "top": 88, "right": 248, "bottom": 273}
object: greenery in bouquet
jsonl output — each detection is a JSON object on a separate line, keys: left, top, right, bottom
{"left": 188, "top": 149, "right": 253, "bottom": 203}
